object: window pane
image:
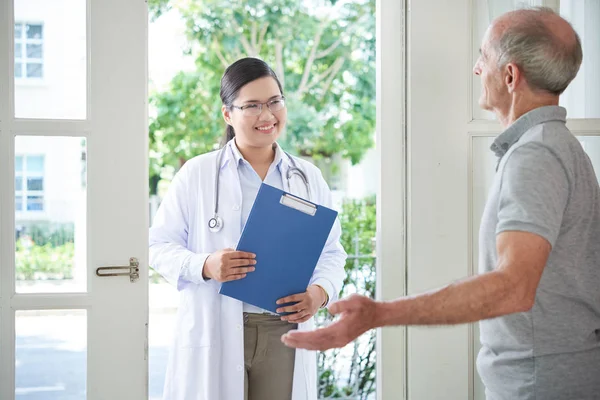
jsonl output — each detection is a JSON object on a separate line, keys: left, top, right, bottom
{"left": 15, "top": 43, "right": 22, "bottom": 59}
{"left": 26, "top": 196, "right": 44, "bottom": 211}
{"left": 15, "top": 136, "right": 87, "bottom": 294}
{"left": 16, "top": 177, "right": 23, "bottom": 191}
{"left": 16, "top": 310, "right": 86, "bottom": 399}
{"left": 15, "top": 156, "right": 23, "bottom": 172}
{"left": 16, "top": 196, "right": 23, "bottom": 211}
{"left": 26, "top": 43, "right": 42, "bottom": 59}
{"left": 26, "top": 63, "right": 43, "bottom": 78}
{"left": 27, "top": 177, "right": 44, "bottom": 191}
{"left": 26, "top": 156, "right": 44, "bottom": 173}
{"left": 14, "top": 1, "right": 87, "bottom": 119}
{"left": 15, "top": 23, "right": 22, "bottom": 39}
{"left": 560, "top": 2, "right": 600, "bottom": 118}
{"left": 15, "top": 62, "right": 22, "bottom": 78}
{"left": 25, "top": 24, "right": 43, "bottom": 39}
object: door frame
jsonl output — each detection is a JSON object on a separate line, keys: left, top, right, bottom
{"left": 0, "top": 0, "right": 149, "bottom": 399}
{"left": 376, "top": 0, "right": 407, "bottom": 399}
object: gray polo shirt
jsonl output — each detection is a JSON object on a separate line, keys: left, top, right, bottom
{"left": 476, "top": 106, "right": 600, "bottom": 400}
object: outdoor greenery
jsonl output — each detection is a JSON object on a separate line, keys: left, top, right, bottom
{"left": 16, "top": 222, "right": 74, "bottom": 247}
{"left": 15, "top": 223, "right": 76, "bottom": 280}
{"left": 147, "top": 0, "right": 375, "bottom": 194}
{"left": 16, "top": 239, "right": 75, "bottom": 281}
{"left": 316, "top": 195, "right": 376, "bottom": 399}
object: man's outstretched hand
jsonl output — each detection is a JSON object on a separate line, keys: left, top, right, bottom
{"left": 281, "top": 294, "right": 379, "bottom": 351}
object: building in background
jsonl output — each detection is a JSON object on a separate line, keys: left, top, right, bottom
{"left": 15, "top": 0, "right": 87, "bottom": 227}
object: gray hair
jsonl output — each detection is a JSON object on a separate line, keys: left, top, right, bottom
{"left": 493, "top": 7, "right": 582, "bottom": 95}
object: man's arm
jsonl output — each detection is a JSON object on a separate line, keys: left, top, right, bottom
{"left": 282, "top": 230, "right": 551, "bottom": 351}
{"left": 376, "top": 230, "right": 550, "bottom": 327}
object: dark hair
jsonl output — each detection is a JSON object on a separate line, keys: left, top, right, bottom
{"left": 220, "top": 57, "right": 284, "bottom": 144}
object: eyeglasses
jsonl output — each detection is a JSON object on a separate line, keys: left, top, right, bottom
{"left": 230, "top": 96, "right": 286, "bottom": 117}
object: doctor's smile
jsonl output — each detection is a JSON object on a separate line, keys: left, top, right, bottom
{"left": 149, "top": 57, "right": 347, "bottom": 400}
{"left": 255, "top": 123, "right": 277, "bottom": 134}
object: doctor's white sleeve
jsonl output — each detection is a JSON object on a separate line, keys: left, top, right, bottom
{"left": 309, "top": 172, "right": 347, "bottom": 305}
{"left": 149, "top": 164, "right": 210, "bottom": 290}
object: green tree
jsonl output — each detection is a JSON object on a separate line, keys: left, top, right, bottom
{"left": 148, "top": 0, "right": 375, "bottom": 194}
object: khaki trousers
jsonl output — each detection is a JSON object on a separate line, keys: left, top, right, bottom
{"left": 243, "top": 313, "right": 297, "bottom": 400}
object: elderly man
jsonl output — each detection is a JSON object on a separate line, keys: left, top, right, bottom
{"left": 282, "top": 7, "right": 600, "bottom": 399}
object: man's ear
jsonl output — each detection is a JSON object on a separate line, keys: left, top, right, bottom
{"left": 505, "top": 63, "right": 521, "bottom": 94}
{"left": 222, "top": 105, "right": 232, "bottom": 125}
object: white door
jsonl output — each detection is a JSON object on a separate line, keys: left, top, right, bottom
{"left": 0, "top": 0, "right": 149, "bottom": 399}
{"left": 407, "top": 1, "right": 600, "bottom": 399}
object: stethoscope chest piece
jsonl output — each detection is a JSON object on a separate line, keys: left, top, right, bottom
{"left": 208, "top": 215, "right": 223, "bottom": 233}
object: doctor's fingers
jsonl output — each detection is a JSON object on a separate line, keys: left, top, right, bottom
{"left": 224, "top": 259, "right": 257, "bottom": 268}
{"left": 223, "top": 268, "right": 254, "bottom": 282}
{"left": 276, "top": 300, "right": 306, "bottom": 314}
{"left": 276, "top": 293, "right": 306, "bottom": 306}
{"left": 283, "top": 311, "right": 311, "bottom": 323}
{"left": 226, "top": 266, "right": 256, "bottom": 275}
{"left": 222, "top": 274, "right": 247, "bottom": 282}
{"left": 225, "top": 250, "right": 256, "bottom": 260}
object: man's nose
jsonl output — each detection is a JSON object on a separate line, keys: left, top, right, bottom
{"left": 473, "top": 60, "right": 481, "bottom": 75}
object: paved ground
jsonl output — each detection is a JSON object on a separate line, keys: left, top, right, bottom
{"left": 15, "top": 312, "right": 175, "bottom": 400}
{"left": 14, "top": 283, "right": 178, "bottom": 400}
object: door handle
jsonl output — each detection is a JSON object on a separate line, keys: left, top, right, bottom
{"left": 96, "top": 257, "right": 140, "bottom": 282}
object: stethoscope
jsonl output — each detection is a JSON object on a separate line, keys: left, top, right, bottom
{"left": 208, "top": 145, "right": 311, "bottom": 233}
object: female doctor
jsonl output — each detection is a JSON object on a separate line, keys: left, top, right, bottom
{"left": 149, "top": 57, "right": 347, "bottom": 400}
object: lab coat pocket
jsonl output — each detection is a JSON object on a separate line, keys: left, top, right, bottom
{"left": 177, "top": 285, "right": 220, "bottom": 348}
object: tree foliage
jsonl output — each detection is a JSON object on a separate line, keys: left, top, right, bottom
{"left": 148, "top": 0, "right": 375, "bottom": 193}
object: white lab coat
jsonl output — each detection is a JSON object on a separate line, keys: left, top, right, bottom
{"left": 149, "top": 142, "right": 347, "bottom": 400}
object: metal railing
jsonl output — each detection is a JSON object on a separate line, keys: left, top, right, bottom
{"left": 318, "top": 235, "right": 376, "bottom": 400}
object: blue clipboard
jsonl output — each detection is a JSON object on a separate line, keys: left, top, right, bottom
{"left": 219, "top": 183, "right": 338, "bottom": 314}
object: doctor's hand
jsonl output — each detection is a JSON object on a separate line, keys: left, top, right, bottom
{"left": 202, "top": 248, "right": 257, "bottom": 282}
{"left": 281, "top": 294, "right": 378, "bottom": 351}
{"left": 276, "top": 285, "right": 328, "bottom": 324}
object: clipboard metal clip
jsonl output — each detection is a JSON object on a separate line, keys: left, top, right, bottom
{"left": 280, "top": 193, "right": 317, "bottom": 216}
